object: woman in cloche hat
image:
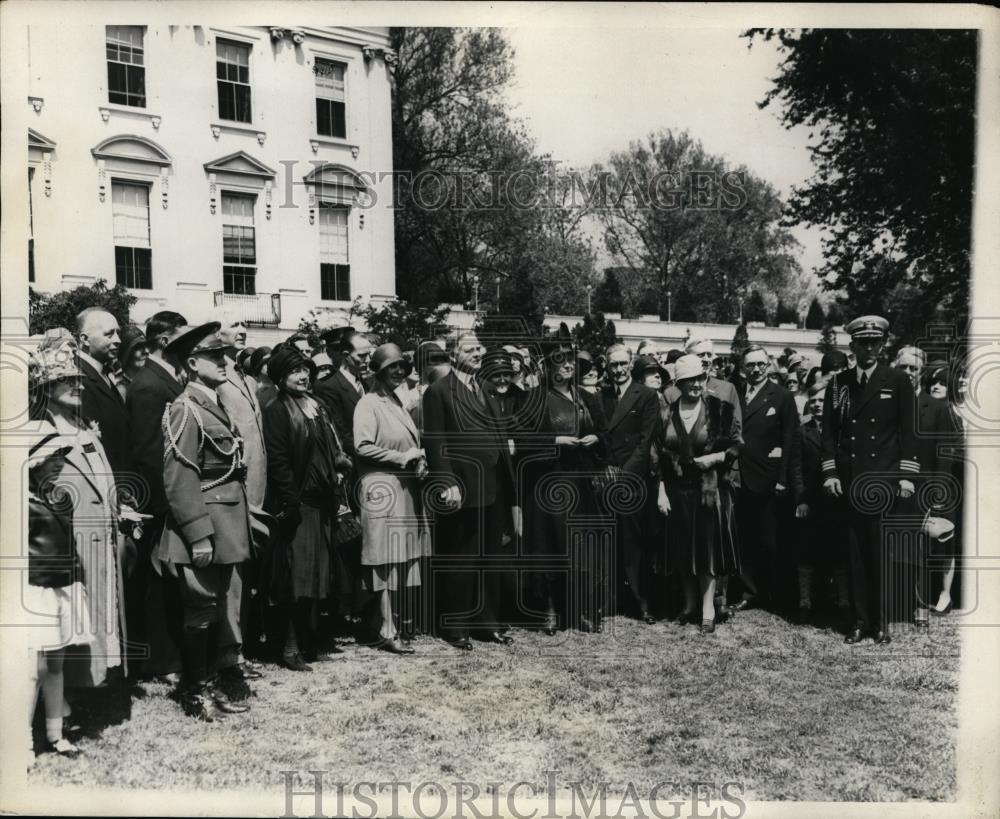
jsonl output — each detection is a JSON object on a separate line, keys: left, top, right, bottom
{"left": 353, "top": 344, "right": 431, "bottom": 654}
{"left": 656, "top": 354, "right": 741, "bottom": 634}
{"left": 26, "top": 344, "right": 138, "bottom": 755}
{"left": 262, "top": 344, "right": 353, "bottom": 671}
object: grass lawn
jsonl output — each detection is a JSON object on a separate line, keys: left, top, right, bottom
{"left": 29, "top": 609, "right": 958, "bottom": 803}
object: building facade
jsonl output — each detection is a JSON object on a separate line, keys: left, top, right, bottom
{"left": 26, "top": 25, "right": 396, "bottom": 331}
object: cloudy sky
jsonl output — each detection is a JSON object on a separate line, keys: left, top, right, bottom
{"left": 503, "top": 26, "right": 824, "bottom": 281}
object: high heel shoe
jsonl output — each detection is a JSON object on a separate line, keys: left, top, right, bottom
{"left": 543, "top": 611, "right": 558, "bottom": 636}
{"left": 700, "top": 619, "right": 716, "bottom": 634}
{"left": 46, "top": 737, "right": 81, "bottom": 757}
{"left": 931, "top": 599, "right": 953, "bottom": 616}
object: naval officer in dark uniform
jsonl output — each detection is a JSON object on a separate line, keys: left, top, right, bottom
{"left": 820, "top": 315, "right": 920, "bottom": 645}
{"left": 158, "top": 322, "right": 253, "bottom": 720}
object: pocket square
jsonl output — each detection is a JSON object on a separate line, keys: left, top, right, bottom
{"left": 880, "top": 393, "right": 892, "bottom": 400}
{"left": 766, "top": 406, "right": 777, "bottom": 416}
{"left": 767, "top": 446, "right": 782, "bottom": 459}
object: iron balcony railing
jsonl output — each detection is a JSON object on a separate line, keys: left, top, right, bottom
{"left": 213, "top": 291, "right": 282, "bottom": 327}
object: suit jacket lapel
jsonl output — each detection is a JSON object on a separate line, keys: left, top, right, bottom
{"left": 608, "top": 382, "right": 640, "bottom": 430}
{"left": 79, "top": 357, "right": 123, "bottom": 406}
{"left": 742, "top": 382, "right": 771, "bottom": 422}
{"left": 851, "top": 364, "right": 886, "bottom": 418}
{"left": 336, "top": 370, "right": 363, "bottom": 406}
{"left": 149, "top": 358, "right": 183, "bottom": 399}
{"left": 225, "top": 361, "right": 258, "bottom": 412}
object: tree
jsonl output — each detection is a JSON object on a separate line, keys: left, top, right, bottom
{"left": 825, "top": 300, "right": 845, "bottom": 327}
{"left": 572, "top": 312, "right": 619, "bottom": 359}
{"left": 29, "top": 279, "right": 137, "bottom": 336}
{"left": 882, "top": 282, "right": 946, "bottom": 354}
{"left": 774, "top": 299, "right": 800, "bottom": 326}
{"left": 593, "top": 268, "right": 624, "bottom": 315}
{"left": 731, "top": 323, "right": 751, "bottom": 358}
{"left": 391, "top": 28, "right": 532, "bottom": 308}
{"left": 742, "top": 290, "right": 768, "bottom": 323}
{"left": 804, "top": 297, "right": 826, "bottom": 330}
{"left": 297, "top": 299, "right": 450, "bottom": 351}
{"left": 595, "top": 129, "right": 801, "bottom": 323}
{"left": 746, "top": 29, "right": 975, "bottom": 327}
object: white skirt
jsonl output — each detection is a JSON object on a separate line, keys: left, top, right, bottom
{"left": 22, "top": 582, "right": 95, "bottom": 652}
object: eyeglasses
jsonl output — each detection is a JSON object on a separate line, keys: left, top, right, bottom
{"left": 745, "top": 361, "right": 769, "bottom": 370}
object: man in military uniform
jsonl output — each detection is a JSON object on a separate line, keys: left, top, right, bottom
{"left": 820, "top": 316, "right": 920, "bottom": 645}
{"left": 158, "top": 322, "right": 253, "bottom": 720}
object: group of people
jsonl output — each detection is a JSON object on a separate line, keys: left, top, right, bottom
{"left": 24, "top": 305, "right": 967, "bottom": 756}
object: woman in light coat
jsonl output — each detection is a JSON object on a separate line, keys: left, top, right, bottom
{"left": 27, "top": 341, "right": 132, "bottom": 692}
{"left": 354, "top": 344, "right": 431, "bottom": 655}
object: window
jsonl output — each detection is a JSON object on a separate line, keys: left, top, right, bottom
{"left": 112, "top": 181, "right": 152, "bottom": 289}
{"left": 319, "top": 202, "right": 350, "bottom": 301}
{"left": 106, "top": 26, "right": 146, "bottom": 107}
{"left": 28, "top": 168, "right": 35, "bottom": 283}
{"left": 315, "top": 59, "right": 346, "bottom": 139}
{"left": 222, "top": 193, "right": 257, "bottom": 294}
{"left": 216, "top": 40, "right": 251, "bottom": 123}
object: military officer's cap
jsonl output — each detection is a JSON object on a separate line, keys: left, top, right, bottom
{"left": 845, "top": 315, "right": 889, "bottom": 339}
{"left": 164, "top": 321, "right": 230, "bottom": 360}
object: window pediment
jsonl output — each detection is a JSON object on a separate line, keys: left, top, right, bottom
{"left": 92, "top": 134, "right": 172, "bottom": 166}
{"left": 204, "top": 151, "right": 276, "bottom": 179}
{"left": 29, "top": 129, "right": 57, "bottom": 152}
{"left": 303, "top": 163, "right": 368, "bottom": 190}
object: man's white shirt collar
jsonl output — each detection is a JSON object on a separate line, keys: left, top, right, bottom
{"left": 340, "top": 366, "right": 362, "bottom": 391}
{"left": 455, "top": 369, "right": 477, "bottom": 391}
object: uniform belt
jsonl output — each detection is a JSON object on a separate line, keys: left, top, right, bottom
{"left": 200, "top": 471, "right": 242, "bottom": 484}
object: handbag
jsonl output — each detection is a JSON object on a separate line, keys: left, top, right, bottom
{"left": 333, "top": 499, "right": 363, "bottom": 544}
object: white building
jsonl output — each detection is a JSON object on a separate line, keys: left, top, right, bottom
{"left": 26, "top": 25, "right": 396, "bottom": 334}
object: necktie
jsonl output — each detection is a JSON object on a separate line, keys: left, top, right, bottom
{"left": 860, "top": 372, "right": 869, "bottom": 388}
{"left": 617, "top": 385, "right": 623, "bottom": 399}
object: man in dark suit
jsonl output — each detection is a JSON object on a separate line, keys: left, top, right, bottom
{"left": 731, "top": 344, "right": 803, "bottom": 613}
{"left": 159, "top": 322, "right": 253, "bottom": 721}
{"left": 75, "top": 307, "right": 134, "bottom": 485}
{"left": 125, "top": 311, "right": 188, "bottom": 678}
{"left": 600, "top": 343, "right": 659, "bottom": 622}
{"left": 821, "top": 315, "right": 920, "bottom": 645}
{"left": 314, "top": 326, "right": 373, "bottom": 628}
{"left": 315, "top": 327, "right": 373, "bottom": 456}
{"left": 422, "top": 331, "right": 515, "bottom": 649}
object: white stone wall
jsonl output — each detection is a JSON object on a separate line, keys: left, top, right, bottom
{"left": 26, "top": 25, "right": 396, "bottom": 329}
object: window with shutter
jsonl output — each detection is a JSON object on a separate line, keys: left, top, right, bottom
{"left": 314, "top": 59, "right": 346, "bottom": 139}
{"left": 112, "top": 180, "right": 152, "bottom": 289}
